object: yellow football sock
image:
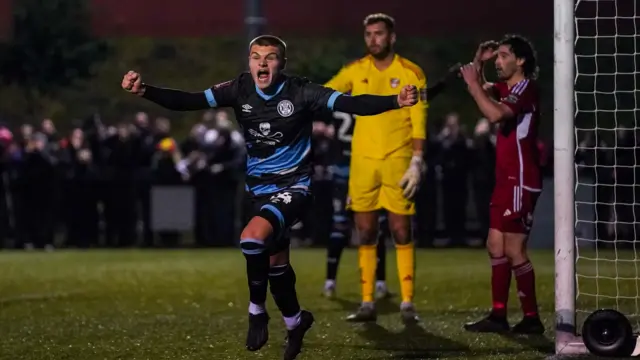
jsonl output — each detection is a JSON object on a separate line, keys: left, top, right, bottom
{"left": 359, "top": 244, "right": 377, "bottom": 303}
{"left": 396, "top": 242, "right": 415, "bottom": 303}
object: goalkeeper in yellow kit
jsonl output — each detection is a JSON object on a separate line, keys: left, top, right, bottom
{"left": 325, "top": 13, "right": 428, "bottom": 323}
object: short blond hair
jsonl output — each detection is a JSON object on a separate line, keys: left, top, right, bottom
{"left": 363, "top": 13, "right": 395, "bottom": 33}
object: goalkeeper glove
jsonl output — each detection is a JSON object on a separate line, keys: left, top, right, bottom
{"left": 399, "top": 155, "right": 426, "bottom": 199}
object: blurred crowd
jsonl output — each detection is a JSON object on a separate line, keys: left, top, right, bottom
{"left": 576, "top": 127, "right": 640, "bottom": 246}
{"left": 0, "top": 110, "right": 243, "bottom": 250}
{"left": 19, "top": 109, "right": 640, "bottom": 251}
{"left": 0, "top": 109, "right": 554, "bottom": 251}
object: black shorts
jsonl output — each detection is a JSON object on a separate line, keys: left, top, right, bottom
{"left": 244, "top": 189, "right": 312, "bottom": 254}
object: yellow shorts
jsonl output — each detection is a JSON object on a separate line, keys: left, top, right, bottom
{"left": 347, "top": 155, "right": 415, "bottom": 215}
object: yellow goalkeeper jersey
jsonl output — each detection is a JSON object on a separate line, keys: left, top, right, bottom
{"left": 325, "top": 54, "right": 427, "bottom": 159}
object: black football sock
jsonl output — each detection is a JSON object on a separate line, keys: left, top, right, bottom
{"left": 240, "top": 238, "right": 270, "bottom": 309}
{"left": 326, "top": 238, "right": 345, "bottom": 281}
{"left": 376, "top": 235, "right": 387, "bottom": 282}
{"left": 269, "top": 263, "right": 302, "bottom": 324}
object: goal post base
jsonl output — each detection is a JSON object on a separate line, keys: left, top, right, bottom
{"left": 554, "top": 333, "right": 588, "bottom": 356}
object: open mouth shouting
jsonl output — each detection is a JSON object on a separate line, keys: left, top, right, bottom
{"left": 257, "top": 68, "right": 270, "bottom": 84}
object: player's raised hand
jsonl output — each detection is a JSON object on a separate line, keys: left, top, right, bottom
{"left": 122, "top": 70, "right": 144, "bottom": 95}
{"left": 397, "top": 85, "right": 418, "bottom": 107}
{"left": 460, "top": 63, "right": 480, "bottom": 87}
{"left": 474, "top": 40, "right": 498, "bottom": 64}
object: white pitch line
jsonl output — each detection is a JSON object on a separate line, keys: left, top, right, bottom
{"left": 0, "top": 290, "right": 85, "bottom": 303}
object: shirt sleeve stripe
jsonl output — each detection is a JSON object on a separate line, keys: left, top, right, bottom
{"left": 327, "top": 91, "right": 342, "bottom": 111}
{"left": 512, "top": 79, "right": 529, "bottom": 95}
{"left": 204, "top": 89, "right": 217, "bottom": 108}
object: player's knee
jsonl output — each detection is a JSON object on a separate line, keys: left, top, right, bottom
{"left": 486, "top": 240, "right": 503, "bottom": 258}
{"left": 332, "top": 214, "right": 349, "bottom": 231}
{"left": 241, "top": 216, "right": 274, "bottom": 242}
{"left": 387, "top": 213, "right": 411, "bottom": 245}
{"left": 505, "top": 249, "right": 528, "bottom": 265}
{"left": 354, "top": 211, "right": 378, "bottom": 245}
{"left": 269, "top": 250, "right": 289, "bottom": 267}
{"left": 504, "top": 234, "right": 528, "bottom": 264}
{"left": 485, "top": 230, "right": 505, "bottom": 258}
{"left": 356, "top": 224, "right": 377, "bottom": 245}
{"left": 390, "top": 227, "right": 410, "bottom": 245}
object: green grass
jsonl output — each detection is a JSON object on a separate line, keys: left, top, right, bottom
{"left": 0, "top": 248, "right": 634, "bottom": 360}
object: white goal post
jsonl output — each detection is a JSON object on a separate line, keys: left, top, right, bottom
{"left": 554, "top": 0, "right": 582, "bottom": 354}
{"left": 555, "top": 0, "right": 639, "bottom": 355}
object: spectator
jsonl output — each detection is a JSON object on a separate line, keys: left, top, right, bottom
{"left": 438, "top": 112, "right": 470, "bottom": 246}
{"left": 469, "top": 118, "right": 495, "bottom": 241}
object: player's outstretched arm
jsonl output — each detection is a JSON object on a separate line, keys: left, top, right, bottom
{"left": 426, "top": 62, "right": 462, "bottom": 102}
{"left": 329, "top": 85, "right": 418, "bottom": 116}
{"left": 121, "top": 71, "right": 211, "bottom": 111}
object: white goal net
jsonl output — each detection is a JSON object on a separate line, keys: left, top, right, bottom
{"left": 574, "top": 0, "right": 640, "bottom": 337}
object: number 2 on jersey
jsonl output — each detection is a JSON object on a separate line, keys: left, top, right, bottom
{"left": 332, "top": 111, "right": 354, "bottom": 143}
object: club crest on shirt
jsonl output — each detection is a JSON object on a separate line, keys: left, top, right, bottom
{"left": 277, "top": 100, "right": 294, "bottom": 117}
{"left": 390, "top": 78, "right": 400, "bottom": 88}
{"left": 504, "top": 94, "right": 519, "bottom": 104}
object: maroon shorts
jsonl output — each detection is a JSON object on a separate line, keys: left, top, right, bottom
{"left": 489, "top": 182, "right": 540, "bottom": 234}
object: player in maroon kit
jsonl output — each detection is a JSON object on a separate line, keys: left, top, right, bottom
{"left": 459, "top": 35, "right": 544, "bottom": 334}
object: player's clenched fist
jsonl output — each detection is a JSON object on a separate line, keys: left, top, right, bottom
{"left": 122, "top": 70, "right": 145, "bottom": 95}
{"left": 397, "top": 85, "right": 418, "bottom": 107}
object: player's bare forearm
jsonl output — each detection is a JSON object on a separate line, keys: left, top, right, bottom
{"left": 332, "top": 94, "right": 399, "bottom": 116}
{"left": 412, "top": 138, "right": 424, "bottom": 156}
{"left": 141, "top": 85, "right": 211, "bottom": 111}
{"left": 468, "top": 83, "right": 512, "bottom": 123}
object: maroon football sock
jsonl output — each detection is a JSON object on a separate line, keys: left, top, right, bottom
{"left": 513, "top": 260, "right": 538, "bottom": 317}
{"left": 490, "top": 256, "right": 511, "bottom": 317}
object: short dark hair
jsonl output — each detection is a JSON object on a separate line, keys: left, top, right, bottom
{"left": 499, "top": 34, "right": 538, "bottom": 79}
{"left": 249, "top": 35, "right": 287, "bottom": 58}
{"left": 363, "top": 13, "right": 395, "bottom": 33}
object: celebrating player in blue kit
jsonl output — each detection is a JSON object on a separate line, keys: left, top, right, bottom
{"left": 122, "top": 35, "right": 418, "bottom": 360}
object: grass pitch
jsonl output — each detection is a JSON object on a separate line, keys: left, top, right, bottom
{"left": 0, "top": 248, "right": 625, "bottom": 360}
